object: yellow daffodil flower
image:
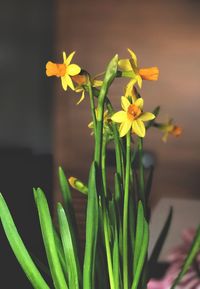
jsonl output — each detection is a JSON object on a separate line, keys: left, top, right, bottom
{"left": 111, "top": 96, "right": 155, "bottom": 138}
{"left": 72, "top": 73, "right": 103, "bottom": 105}
{"left": 46, "top": 51, "right": 81, "bottom": 91}
{"left": 118, "top": 48, "right": 159, "bottom": 89}
{"left": 158, "top": 120, "right": 182, "bottom": 142}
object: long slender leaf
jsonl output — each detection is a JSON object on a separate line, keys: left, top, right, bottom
{"left": 145, "top": 166, "right": 154, "bottom": 204}
{"left": 53, "top": 228, "right": 68, "bottom": 279}
{"left": 148, "top": 207, "right": 173, "bottom": 277}
{"left": 113, "top": 223, "right": 120, "bottom": 289}
{"left": 58, "top": 167, "right": 80, "bottom": 273}
{"left": 114, "top": 173, "right": 121, "bottom": 202}
{"left": 34, "top": 188, "right": 68, "bottom": 289}
{"left": 0, "top": 193, "right": 50, "bottom": 289}
{"left": 134, "top": 201, "right": 144, "bottom": 274}
{"left": 131, "top": 221, "right": 149, "bottom": 289}
{"left": 83, "top": 162, "right": 99, "bottom": 289}
{"left": 58, "top": 167, "right": 76, "bottom": 221}
{"left": 170, "top": 225, "right": 200, "bottom": 289}
{"left": 57, "top": 203, "right": 80, "bottom": 289}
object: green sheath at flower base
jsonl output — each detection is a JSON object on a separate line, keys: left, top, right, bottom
{"left": 95, "top": 54, "right": 119, "bottom": 165}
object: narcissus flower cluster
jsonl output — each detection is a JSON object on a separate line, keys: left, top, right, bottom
{"left": 46, "top": 49, "right": 182, "bottom": 141}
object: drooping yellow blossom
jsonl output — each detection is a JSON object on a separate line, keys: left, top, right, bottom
{"left": 72, "top": 73, "right": 103, "bottom": 104}
{"left": 118, "top": 48, "right": 159, "bottom": 89}
{"left": 46, "top": 51, "right": 81, "bottom": 91}
{"left": 111, "top": 97, "right": 155, "bottom": 138}
{"left": 158, "top": 120, "right": 182, "bottom": 142}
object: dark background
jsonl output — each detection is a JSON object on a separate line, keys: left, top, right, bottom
{"left": 0, "top": 0, "right": 53, "bottom": 287}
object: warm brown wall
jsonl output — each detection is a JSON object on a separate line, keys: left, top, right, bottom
{"left": 54, "top": 0, "right": 200, "bottom": 217}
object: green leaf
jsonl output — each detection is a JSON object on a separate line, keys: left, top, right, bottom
{"left": 57, "top": 203, "right": 80, "bottom": 289}
{"left": 133, "top": 201, "right": 145, "bottom": 274}
{"left": 131, "top": 221, "right": 149, "bottom": 289}
{"left": 53, "top": 228, "right": 68, "bottom": 279}
{"left": 0, "top": 193, "right": 50, "bottom": 289}
{"left": 34, "top": 188, "right": 68, "bottom": 289}
{"left": 58, "top": 167, "right": 80, "bottom": 264}
{"left": 113, "top": 224, "right": 120, "bottom": 289}
{"left": 145, "top": 166, "right": 154, "bottom": 204}
{"left": 114, "top": 173, "right": 121, "bottom": 202}
{"left": 170, "top": 226, "right": 200, "bottom": 289}
{"left": 148, "top": 207, "right": 173, "bottom": 277}
{"left": 128, "top": 192, "right": 136, "bottom": 278}
{"left": 83, "top": 162, "right": 99, "bottom": 289}
{"left": 58, "top": 167, "right": 74, "bottom": 214}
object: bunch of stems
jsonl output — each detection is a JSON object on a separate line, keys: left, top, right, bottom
{"left": 0, "top": 54, "right": 199, "bottom": 289}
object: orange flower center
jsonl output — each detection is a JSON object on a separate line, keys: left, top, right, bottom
{"left": 139, "top": 67, "right": 159, "bottom": 81}
{"left": 127, "top": 104, "right": 141, "bottom": 120}
{"left": 171, "top": 126, "right": 182, "bottom": 137}
{"left": 46, "top": 61, "right": 66, "bottom": 77}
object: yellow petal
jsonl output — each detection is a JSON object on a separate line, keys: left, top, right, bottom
{"left": 67, "top": 64, "right": 81, "bottom": 76}
{"left": 66, "top": 74, "right": 75, "bottom": 90}
{"left": 111, "top": 111, "right": 127, "bottom": 123}
{"left": 104, "top": 110, "right": 109, "bottom": 118}
{"left": 139, "top": 112, "right": 155, "bottom": 122}
{"left": 68, "top": 177, "right": 77, "bottom": 189}
{"left": 125, "top": 79, "right": 137, "bottom": 98}
{"left": 61, "top": 75, "right": 68, "bottom": 91}
{"left": 137, "top": 74, "right": 142, "bottom": 88}
{"left": 88, "top": 121, "right": 93, "bottom": 129}
{"left": 134, "top": 98, "right": 144, "bottom": 110}
{"left": 132, "top": 119, "right": 145, "bottom": 137}
{"left": 92, "top": 79, "right": 103, "bottom": 87}
{"left": 63, "top": 52, "right": 67, "bottom": 63}
{"left": 162, "top": 132, "right": 168, "bottom": 142}
{"left": 127, "top": 48, "right": 137, "bottom": 66}
{"left": 118, "top": 59, "right": 132, "bottom": 71}
{"left": 76, "top": 90, "right": 85, "bottom": 105}
{"left": 62, "top": 74, "right": 74, "bottom": 90}
{"left": 66, "top": 51, "right": 76, "bottom": 65}
{"left": 119, "top": 121, "right": 132, "bottom": 137}
{"left": 75, "top": 87, "right": 82, "bottom": 93}
{"left": 121, "top": 96, "right": 131, "bottom": 112}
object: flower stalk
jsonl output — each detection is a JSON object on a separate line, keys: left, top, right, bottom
{"left": 0, "top": 49, "right": 188, "bottom": 289}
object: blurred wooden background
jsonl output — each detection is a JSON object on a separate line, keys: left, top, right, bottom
{"left": 53, "top": 0, "right": 200, "bottom": 237}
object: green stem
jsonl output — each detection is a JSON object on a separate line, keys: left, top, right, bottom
{"left": 106, "top": 101, "right": 124, "bottom": 185}
{"left": 102, "top": 137, "right": 107, "bottom": 197}
{"left": 94, "top": 54, "right": 118, "bottom": 166}
{"left": 123, "top": 132, "right": 131, "bottom": 289}
{"left": 103, "top": 207, "right": 115, "bottom": 289}
{"left": 138, "top": 138, "right": 146, "bottom": 214}
{"left": 88, "top": 82, "right": 97, "bottom": 135}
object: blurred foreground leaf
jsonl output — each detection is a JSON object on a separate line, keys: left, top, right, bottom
{"left": 0, "top": 193, "right": 50, "bottom": 289}
{"left": 34, "top": 188, "right": 68, "bottom": 289}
